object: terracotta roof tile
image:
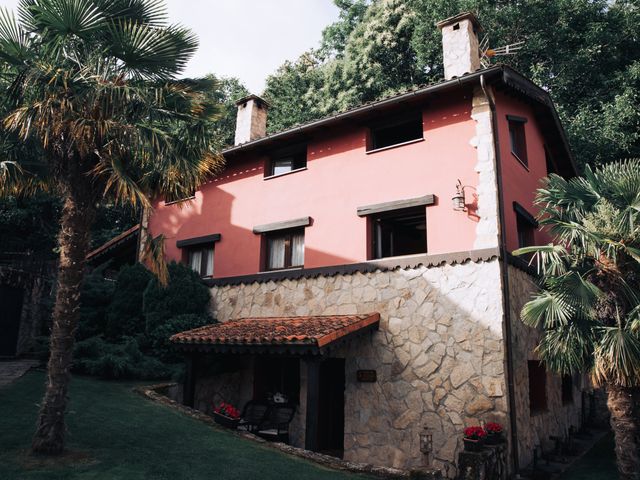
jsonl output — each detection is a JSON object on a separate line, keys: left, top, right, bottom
{"left": 170, "top": 313, "right": 380, "bottom": 349}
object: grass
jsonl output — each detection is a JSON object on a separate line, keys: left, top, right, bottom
{"left": 559, "top": 432, "right": 617, "bottom": 480}
{"left": 0, "top": 370, "right": 371, "bottom": 480}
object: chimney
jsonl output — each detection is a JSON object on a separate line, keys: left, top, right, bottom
{"left": 436, "top": 12, "right": 482, "bottom": 81}
{"left": 234, "top": 94, "right": 270, "bottom": 146}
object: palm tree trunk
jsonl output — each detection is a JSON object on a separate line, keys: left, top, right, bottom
{"left": 607, "top": 384, "right": 640, "bottom": 480}
{"left": 31, "top": 185, "right": 94, "bottom": 454}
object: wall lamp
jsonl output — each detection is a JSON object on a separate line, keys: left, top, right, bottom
{"left": 452, "top": 179, "right": 466, "bottom": 211}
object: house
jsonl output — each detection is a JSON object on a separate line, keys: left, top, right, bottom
{"left": 145, "top": 12, "right": 587, "bottom": 477}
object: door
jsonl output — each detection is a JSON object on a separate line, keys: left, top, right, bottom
{"left": 0, "top": 285, "right": 24, "bottom": 357}
{"left": 317, "top": 358, "right": 345, "bottom": 458}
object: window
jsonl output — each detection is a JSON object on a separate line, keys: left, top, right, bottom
{"left": 528, "top": 360, "right": 547, "bottom": 414}
{"left": 371, "top": 207, "right": 426, "bottom": 259}
{"left": 514, "top": 203, "right": 537, "bottom": 249}
{"left": 545, "top": 146, "right": 557, "bottom": 175}
{"left": 369, "top": 114, "right": 423, "bottom": 151}
{"left": 562, "top": 374, "right": 574, "bottom": 405}
{"left": 266, "top": 146, "right": 306, "bottom": 177}
{"left": 265, "top": 228, "right": 304, "bottom": 270}
{"left": 508, "top": 116, "right": 528, "bottom": 166}
{"left": 186, "top": 244, "right": 214, "bottom": 278}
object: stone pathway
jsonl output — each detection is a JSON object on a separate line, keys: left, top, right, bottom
{"left": 0, "top": 359, "right": 40, "bottom": 387}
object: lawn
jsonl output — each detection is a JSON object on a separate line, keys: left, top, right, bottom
{"left": 0, "top": 370, "right": 370, "bottom": 480}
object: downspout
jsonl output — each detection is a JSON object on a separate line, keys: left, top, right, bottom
{"left": 480, "top": 73, "right": 520, "bottom": 474}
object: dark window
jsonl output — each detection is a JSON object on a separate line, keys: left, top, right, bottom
{"left": 371, "top": 207, "right": 426, "bottom": 259}
{"left": 528, "top": 360, "right": 547, "bottom": 414}
{"left": 267, "top": 148, "right": 306, "bottom": 177}
{"left": 562, "top": 374, "right": 574, "bottom": 405}
{"left": 185, "top": 244, "right": 214, "bottom": 277}
{"left": 508, "top": 118, "right": 528, "bottom": 166}
{"left": 253, "top": 357, "right": 300, "bottom": 404}
{"left": 265, "top": 228, "right": 304, "bottom": 270}
{"left": 544, "top": 146, "right": 557, "bottom": 175}
{"left": 369, "top": 115, "right": 423, "bottom": 151}
{"left": 514, "top": 203, "right": 537, "bottom": 249}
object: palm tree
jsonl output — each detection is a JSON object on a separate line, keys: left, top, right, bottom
{"left": 515, "top": 159, "right": 640, "bottom": 480}
{"left": 0, "top": 0, "right": 223, "bottom": 454}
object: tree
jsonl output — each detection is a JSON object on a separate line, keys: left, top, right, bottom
{"left": 514, "top": 160, "right": 640, "bottom": 479}
{"left": 0, "top": 0, "right": 223, "bottom": 454}
{"left": 208, "top": 76, "right": 249, "bottom": 148}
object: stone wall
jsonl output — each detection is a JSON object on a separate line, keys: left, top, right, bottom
{"left": 209, "top": 258, "right": 508, "bottom": 478}
{"left": 507, "top": 265, "right": 584, "bottom": 469}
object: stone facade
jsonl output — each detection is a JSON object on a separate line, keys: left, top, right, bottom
{"left": 206, "top": 257, "right": 508, "bottom": 478}
{"left": 507, "top": 265, "right": 584, "bottom": 469}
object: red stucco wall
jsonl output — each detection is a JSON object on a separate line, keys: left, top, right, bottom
{"left": 148, "top": 94, "right": 486, "bottom": 279}
{"left": 494, "top": 91, "right": 551, "bottom": 252}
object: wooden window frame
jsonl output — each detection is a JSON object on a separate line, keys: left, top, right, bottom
{"left": 368, "top": 206, "right": 427, "bottom": 260}
{"left": 263, "top": 228, "right": 305, "bottom": 271}
{"left": 514, "top": 202, "right": 538, "bottom": 249}
{"left": 265, "top": 144, "right": 307, "bottom": 178}
{"left": 507, "top": 115, "right": 528, "bottom": 168}
{"left": 528, "top": 360, "right": 548, "bottom": 415}
{"left": 367, "top": 113, "right": 424, "bottom": 152}
{"left": 184, "top": 243, "right": 215, "bottom": 278}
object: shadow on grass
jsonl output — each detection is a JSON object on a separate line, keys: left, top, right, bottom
{"left": 559, "top": 432, "right": 616, "bottom": 480}
{"left": 0, "top": 370, "right": 371, "bottom": 480}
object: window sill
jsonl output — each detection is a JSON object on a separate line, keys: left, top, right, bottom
{"left": 264, "top": 167, "right": 307, "bottom": 180}
{"left": 164, "top": 196, "right": 196, "bottom": 206}
{"left": 366, "top": 137, "right": 424, "bottom": 155}
{"left": 369, "top": 252, "right": 428, "bottom": 262}
{"left": 511, "top": 152, "right": 530, "bottom": 171}
{"left": 259, "top": 266, "right": 304, "bottom": 273}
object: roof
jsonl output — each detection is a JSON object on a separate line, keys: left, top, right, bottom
{"left": 170, "top": 313, "right": 380, "bottom": 355}
{"left": 86, "top": 224, "right": 140, "bottom": 263}
{"left": 222, "top": 65, "right": 576, "bottom": 178}
{"left": 436, "top": 12, "right": 482, "bottom": 31}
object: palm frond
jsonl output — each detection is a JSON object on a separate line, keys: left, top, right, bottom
{"left": 593, "top": 324, "right": 640, "bottom": 387}
{"left": 140, "top": 230, "right": 168, "bottom": 285}
{"left": 0, "top": 7, "right": 31, "bottom": 65}
{"left": 536, "top": 324, "right": 594, "bottom": 375}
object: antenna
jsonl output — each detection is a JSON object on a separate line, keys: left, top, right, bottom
{"left": 479, "top": 39, "right": 525, "bottom": 68}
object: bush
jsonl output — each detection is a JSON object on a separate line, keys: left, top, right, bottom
{"left": 105, "top": 264, "right": 153, "bottom": 339}
{"left": 148, "top": 313, "right": 211, "bottom": 363}
{"left": 77, "top": 265, "right": 115, "bottom": 341}
{"left": 143, "top": 262, "right": 211, "bottom": 332}
{"left": 74, "top": 336, "right": 172, "bottom": 380}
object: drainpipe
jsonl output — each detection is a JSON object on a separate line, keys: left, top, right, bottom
{"left": 480, "top": 73, "right": 520, "bottom": 475}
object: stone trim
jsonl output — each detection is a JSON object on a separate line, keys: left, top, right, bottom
{"left": 204, "top": 247, "right": 500, "bottom": 287}
{"left": 135, "top": 383, "right": 442, "bottom": 479}
{"left": 252, "top": 217, "right": 312, "bottom": 234}
{"left": 356, "top": 195, "right": 435, "bottom": 217}
{"left": 176, "top": 234, "right": 221, "bottom": 248}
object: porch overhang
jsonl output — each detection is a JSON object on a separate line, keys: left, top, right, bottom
{"left": 170, "top": 313, "right": 380, "bottom": 356}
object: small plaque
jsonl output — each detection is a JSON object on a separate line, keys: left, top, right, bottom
{"left": 357, "top": 370, "right": 377, "bottom": 382}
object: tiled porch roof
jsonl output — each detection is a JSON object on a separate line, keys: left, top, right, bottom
{"left": 170, "top": 313, "right": 380, "bottom": 354}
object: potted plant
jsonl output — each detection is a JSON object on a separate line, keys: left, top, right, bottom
{"left": 484, "top": 422, "right": 505, "bottom": 445}
{"left": 463, "top": 426, "right": 486, "bottom": 452}
{"left": 212, "top": 402, "right": 241, "bottom": 429}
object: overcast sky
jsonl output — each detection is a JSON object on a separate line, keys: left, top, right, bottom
{"left": 0, "top": 0, "right": 339, "bottom": 93}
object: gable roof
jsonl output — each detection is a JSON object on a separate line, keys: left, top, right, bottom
{"left": 223, "top": 65, "right": 576, "bottom": 178}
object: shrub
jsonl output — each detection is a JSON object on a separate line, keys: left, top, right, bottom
{"left": 77, "top": 265, "right": 115, "bottom": 341}
{"left": 148, "top": 313, "right": 211, "bottom": 363}
{"left": 105, "top": 264, "right": 153, "bottom": 339}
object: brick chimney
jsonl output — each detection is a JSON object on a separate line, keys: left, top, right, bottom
{"left": 234, "top": 94, "right": 269, "bottom": 146}
{"left": 436, "top": 12, "right": 482, "bottom": 80}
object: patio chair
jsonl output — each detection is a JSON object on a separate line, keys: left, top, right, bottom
{"left": 237, "top": 401, "right": 269, "bottom": 433}
{"left": 255, "top": 405, "right": 296, "bottom": 443}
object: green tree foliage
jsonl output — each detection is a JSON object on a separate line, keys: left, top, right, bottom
{"left": 73, "top": 262, "right": 212, "bottom": 379}
{"left": 209, "top": 76, "right": 250, "bottom": 147}
{"left": 264, "top": 0, "right": 640, "bottom": 167}
{"left": 514, "top": 159, "right": 640, "bottom": 478}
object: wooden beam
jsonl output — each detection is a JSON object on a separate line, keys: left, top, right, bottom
{"left": 305, "top": 358, "right": 322, "bottom": 451}
{"left": 184, "top": 353, "right": 196, "bottom": 407}
{"left": 357, "top": 195, "right": 435, "bottom": 217}
{"left": 253, "top": 217, "right": 312, "bottom": 234}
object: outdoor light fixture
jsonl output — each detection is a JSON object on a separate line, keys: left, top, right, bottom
{"left": 419, "top": 426, "right": 433, "bottom": 465}
{"left": 452, "top": 179, "right": 466, "bottom": 211}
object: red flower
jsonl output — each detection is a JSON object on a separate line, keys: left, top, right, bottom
{"left": 213, "top": 401, "right": 241, "bottom": 419}
{"left": 485, "top": 422, "right": 503, "bottom": 434}
{"left": 464, "top": 426, "right": 486, "bottom": 440}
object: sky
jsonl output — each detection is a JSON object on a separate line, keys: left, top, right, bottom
{"left": 0, "top": 0, "right": 340, "bottom": 93}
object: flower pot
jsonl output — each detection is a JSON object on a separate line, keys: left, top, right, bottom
{"left": 485, "top": 432, "right": 504, "bottom": 445}
{"left": 463, "top": 437, "right": 484, "bottom": 452}
{"left": 213, "top": 411, "right": 240, "bottom": 429}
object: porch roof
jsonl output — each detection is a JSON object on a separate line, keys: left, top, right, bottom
{"left": 170, "top": 313, "right": 380, "bottom": 355}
